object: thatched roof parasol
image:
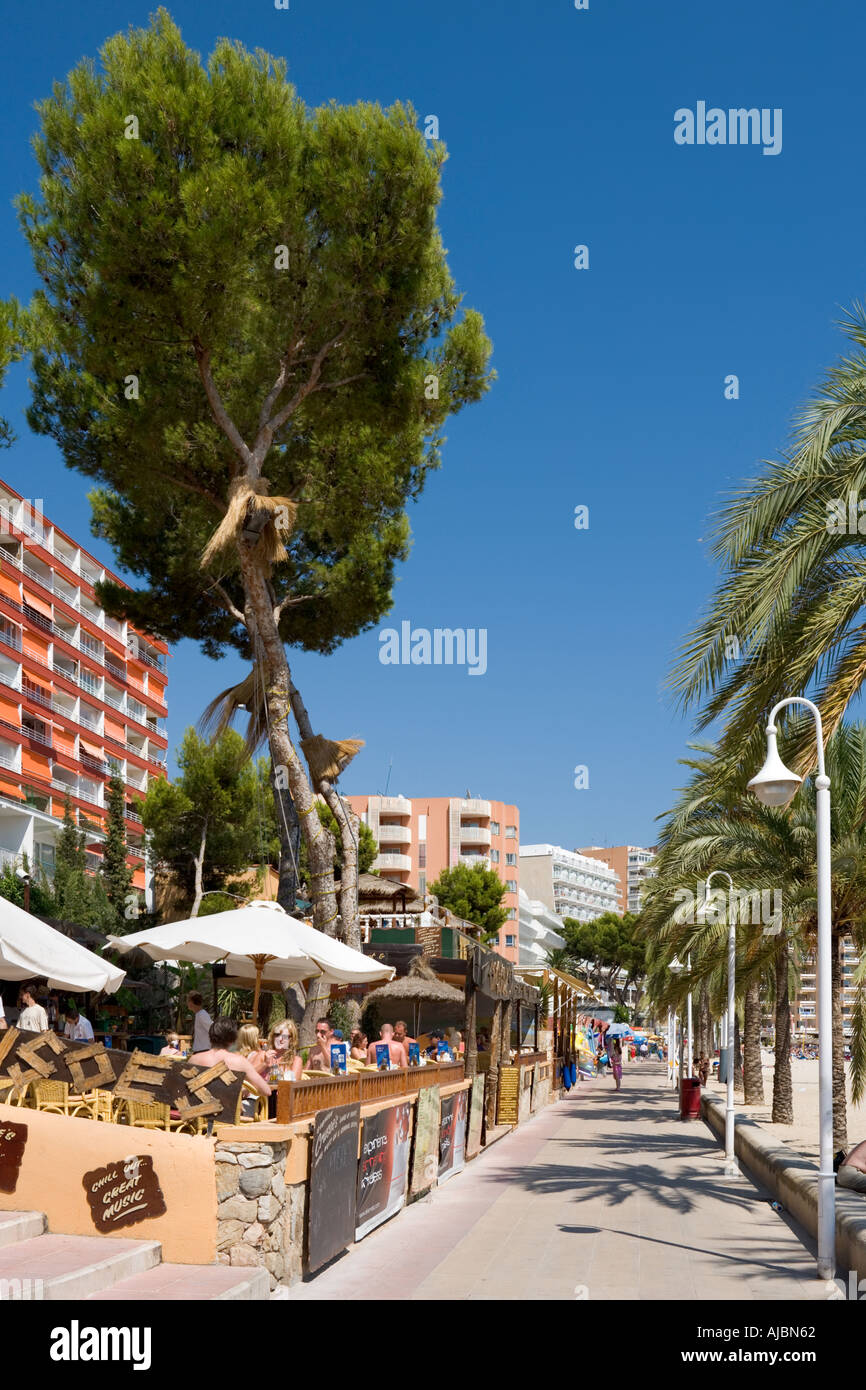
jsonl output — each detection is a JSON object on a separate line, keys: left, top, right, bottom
{"left": 357, "top": 873, "right": 424, "bottom": 913}
{"left": 364, "top": 953, "right": 464, "bottom": 1036}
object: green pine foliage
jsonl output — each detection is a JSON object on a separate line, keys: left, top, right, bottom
{"left": 428, "top": 862, "right": 508, "bottom": 943}
{"left": 100, "top": 774, "right": 133, "bottom": 929}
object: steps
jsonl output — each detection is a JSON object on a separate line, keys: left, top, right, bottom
{"left": 0, "top": 1211, "right": 269, "bottom": 1301}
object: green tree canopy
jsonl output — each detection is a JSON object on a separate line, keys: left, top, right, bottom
{"left": 17, "top": 9, "right": 493, "bottom": 956}
{"left": 298, "top": 801, "right": 377, "bottom": 891}
{"left": 560, "top": 911, "right": 645, "bottom": 1007}
{"left": 142, "top": 727, "right": 263, "bottom": 915}
{"left": 428, "top": 862, "right": 508, "bottom": 943}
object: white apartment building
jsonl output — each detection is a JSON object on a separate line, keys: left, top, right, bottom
{"left": 517, "top": 887, "right": 566, "bottom": 967}
{"left": 794, "top": 940, "right": 860, "bottom": 1040}
{"left": 519, "top": 844, "right": 620, "bottom": 923}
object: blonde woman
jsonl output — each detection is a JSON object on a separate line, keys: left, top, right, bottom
{"left": 266, "top": 1020, "right": 303, "bottom": 1081}
{"left": 237, "top": 1023, "right": 270, "bottom": 1079}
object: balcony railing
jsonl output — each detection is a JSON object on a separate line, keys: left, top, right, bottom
{"left": 377, "top": 823, "right": 412, "bottom": 844}
{"left": 372, "top": 852, "right": 412, "bottom": 873}
{"left": 377, "top": 795, "right": 411, "bottom": 815}
{"left": 459, "top": 825, "right": 492, "bottom": 846}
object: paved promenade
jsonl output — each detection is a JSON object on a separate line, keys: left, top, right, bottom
{"left": 286, "top": 1063, "right": 832, "bottom": 1301}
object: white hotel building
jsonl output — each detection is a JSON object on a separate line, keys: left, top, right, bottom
{"left": 519, "top": 844, "right": 620, "bottom": 923}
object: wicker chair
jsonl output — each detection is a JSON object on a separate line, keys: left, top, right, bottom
{"left": 26, "top": 1080, "right": 93, "bottom": 1118}
{"left": 118, "top": 1098, "right": 203, "bottom": 1134}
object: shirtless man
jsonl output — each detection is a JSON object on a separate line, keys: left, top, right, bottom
{"left": 190, "top": 1017, "right": 271, "bottom": 1098}
{"left": 838, "top": 1139, "right": 866, "bottom": 1193}
{"left": 306, "top": 1017, "right": 335, "bottom": 1071}
{"left": 367, "top": 1023, "right": 407, "bottom": 1069}
{"left": 393, "top": 1020, "right": 416, "bottom": 1052}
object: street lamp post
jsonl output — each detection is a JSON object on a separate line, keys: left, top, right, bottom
{"left": 748, "top": 696, "right": 835, "bottom": 1282}
{"left": 706, "top": 869, "right": 736, "bottom": 1175}
{"left": 669, "top": 956, "right": 686, "bottom": 1092}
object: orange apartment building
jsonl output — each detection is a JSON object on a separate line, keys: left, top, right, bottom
{"left": 344, "top": 793, "right": 521, "bottom": 963}
{"left": 0, "top": 484, "right": 168, "bottom": 903}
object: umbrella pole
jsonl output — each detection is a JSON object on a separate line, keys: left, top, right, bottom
{"left": 252, "top": 965, "right": 262, "bottom": 1022}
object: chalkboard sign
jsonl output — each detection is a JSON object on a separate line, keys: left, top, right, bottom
{"left": 82, "top": 1154, "right": 166, "bottom": 1233}
{"left": 308, "top": 1102, "right": 361, "bottom": 1272}
{"left": 0, "top": 1118, "right": 27, "bottom": 1194}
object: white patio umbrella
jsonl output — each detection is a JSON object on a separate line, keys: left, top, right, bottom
{"left": 0, "top": 897, "right": 126, "bottom": 994}
{"left": 107, "top": 899, "right": 394, "bottom": 1017}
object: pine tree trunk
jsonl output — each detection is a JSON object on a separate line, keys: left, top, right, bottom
{"left": 772, "top": 935, "right": 793, "bottom": 1123}
{"left": 832, "top": 928, "right": 848, "bottom": 1151}
{"left": 190, "top": 819, "right": 207, "bottom": 918}
{"left": 270, "top": 773, "right": 301, "bottom": 912}
{"left": 288, "top": 682, "right": 361, "bottom": 950}
{"left": 743, "top": 978, "right": 764, "bottom": 1105}
{"left": 236, "top": 561, "right": 338, "bottom": 1047}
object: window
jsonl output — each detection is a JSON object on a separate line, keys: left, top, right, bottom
{"left": 506, "top": 852, "right": 517, "bottom": 867}
{"left": 418, "top": 843, "right": 426, "bottom": 868}
{"left": 490, "top": 821, "right": 500, "bottom": 835}
{"left": 505, "top": 825, "right": 517, "bottom": 839}
{"left": 489, "top": 849, "right": 500, "bottom": 864}
{"left": 505, "top": 879, "right": 517, "bottom": 893}
{"left": 505, "top": 935, "right": 516, "bottom": 949}
{"left": 507, "top": 907, "right": 516, "bottom": 920}
{"left": 418, "top": 872, "right": 426, "bottom": 897}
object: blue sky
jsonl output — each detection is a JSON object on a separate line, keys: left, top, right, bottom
{"left": 0, "top": 0, "right": 862, "bottom": 850}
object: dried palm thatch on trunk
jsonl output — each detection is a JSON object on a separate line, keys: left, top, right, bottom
{"left": 301, "top": 734, "right": 364, "bottom": 785}
{"left": 200, "top": 476, "right": 297, "bottom": 571}
{"left": 198, "top": 667, "right": 267, "bottom": 759}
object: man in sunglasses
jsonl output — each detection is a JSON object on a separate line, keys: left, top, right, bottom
{"left": 307, "top": 1017, "right": 335, "bottom": 1071}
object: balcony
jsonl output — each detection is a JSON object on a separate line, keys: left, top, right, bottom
{"left": 377, "top": 823, "right": 412, "bottom": 844}
{"left": 372, "top": 852, "right": 412, "bottom": 874}
{"left": 459, "top": 798, "right": 491, "bottom": 819}
{"left": 459, "top": 854, "right": 490, "bottom": 870}
{"left": 460, "top": 824, "right": 492, "bottom": 847}
{"left": 377, "top": 795, "right": 411, "bottom": 815}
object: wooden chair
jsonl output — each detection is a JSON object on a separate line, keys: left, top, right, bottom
{"left": 238, "top": 1082, "right": 269, "bottom": 1124}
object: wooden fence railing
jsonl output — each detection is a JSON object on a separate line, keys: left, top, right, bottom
{"left": 275, "top": 1061, "right": 465, "bottom": 1123}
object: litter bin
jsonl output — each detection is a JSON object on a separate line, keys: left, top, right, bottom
{"left": 680, "top": 1077, "right": 702, "bottom": 1120}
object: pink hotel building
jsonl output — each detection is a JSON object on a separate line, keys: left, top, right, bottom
{"left": 344, "top": 794, "right": 521, "bottom": 964}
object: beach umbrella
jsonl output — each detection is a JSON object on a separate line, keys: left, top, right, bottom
{"left": 606, "top": 1022, "right": 633, "bottom": 1037}
{"left": 108, "top": 899, "right": 394, "bottom": 1018}
{"left": 0, "top": 897, "right": 125, "bottom": 994}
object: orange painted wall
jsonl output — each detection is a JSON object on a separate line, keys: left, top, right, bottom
{"left": 0, "top": 1102, "right": 217, "bottom": 1264}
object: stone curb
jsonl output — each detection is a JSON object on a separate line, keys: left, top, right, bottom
{"left": 702, "top": 1093, "right": 866, "bottom": 1282}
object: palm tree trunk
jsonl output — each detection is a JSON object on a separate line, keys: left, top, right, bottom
{"left": 743, "top": 978, "right": 764, "bottom": 1105}
{"left": 733, "top": 1010, "right": 744, "bottom": 1098}
{"left": 832, "top": 928, "right": 848, "bottom": 1151}
{"left": 772, "top": 934, "right": 793, "bottom": 1123}
{"left": 698, "top": 984, "right": 711, "bottom": 1061}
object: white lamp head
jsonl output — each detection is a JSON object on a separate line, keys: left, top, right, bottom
{"left": 747, "top": 727, "right": 802, "bottom": 807}
{"left": 669, "top": 955, "right": 684, "bottom": 975}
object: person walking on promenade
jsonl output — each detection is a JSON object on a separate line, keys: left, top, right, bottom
{"left": 611, "top": 1038, "right": 623, "bottom": 1091}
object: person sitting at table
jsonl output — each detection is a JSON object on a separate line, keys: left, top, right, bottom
{"left": 237, "top": 1023, "right": 268, "bottom": 1076}
{"left": 423, "top": 1029, "right": 449, "bottom": 1060}
{"left": 306, "top": 1017, "right": 336, "bottom": 1071}
{"left": 263, "top": 1020, "right": 303, "bottom": 1081}
{"left": 17, "top": 985, "right": 48, "bottom": 1033}
{"left": 63, "top": 1002, "right": 94, "bottom": 1042}
{"left": 393, "top": 1020, "right": 416, "bottom": 1052}
{"left": 190, "top": 1017, "right": 271, "bottom": 1099}
{"left": 350, "top": 1029, "right": 368, "bottom": 1062}
{"left": 366, "top": 1022, "right": 407, "bottom": 1070}
{"left": 160, "top": 1032, "right": 183, "bottom": 1058}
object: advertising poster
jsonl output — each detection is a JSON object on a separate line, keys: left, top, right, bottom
{"left": 308, "top": 1102, "right": 361, "bottom": 1272}
{"left": 438, "top": 1087, "right": 468, "bottom": 1182}
{"left": 355, "top": 1100, "right": 411, "bottom": 1240}
{"left": 410, "top": 1085, "right": 440, "bottom": 1196}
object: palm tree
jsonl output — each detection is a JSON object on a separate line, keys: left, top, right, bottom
{"left": 642, "top": 729, "right": 866, "bottom": 1141}
{"left": 669, "top": 304, "right": 866, "bottom": 772}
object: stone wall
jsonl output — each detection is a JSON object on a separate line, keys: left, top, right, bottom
{"left": 215, "top": 1139, "right": 301, "bottom": 1290}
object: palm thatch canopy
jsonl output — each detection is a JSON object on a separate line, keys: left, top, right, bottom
{"left": 364, "top": 953, "right": 465, "bottom": 1037}
{"left": 357, "top": 874, "right": 424, "bottom": 913}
